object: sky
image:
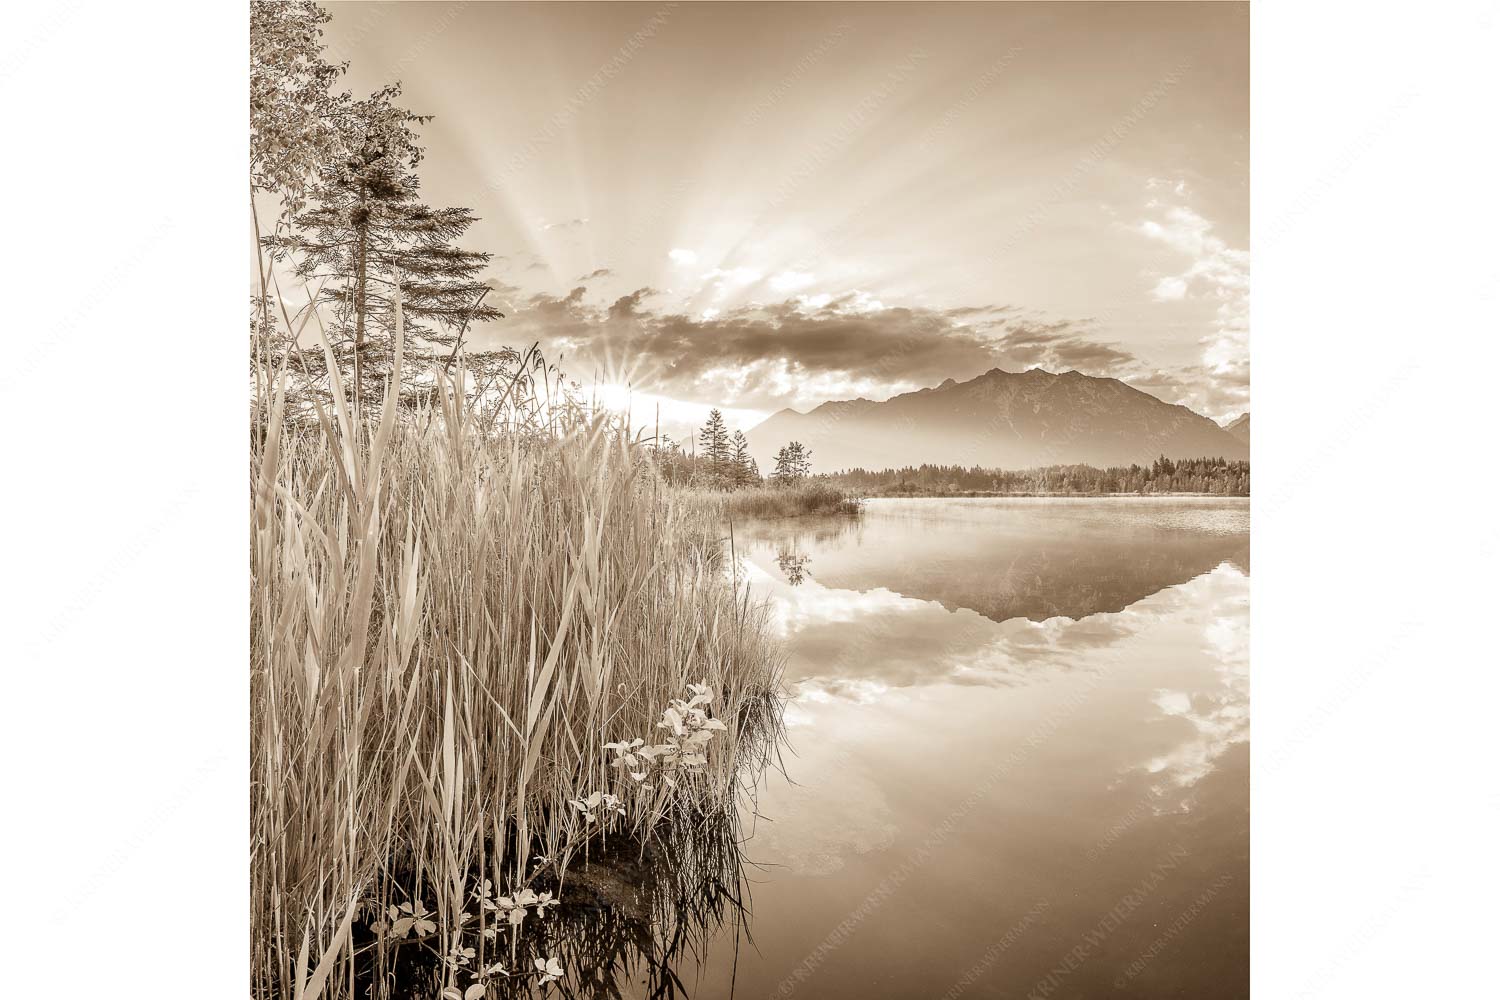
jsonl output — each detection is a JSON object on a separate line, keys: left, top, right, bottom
{"left": 314, "top": 1, "right": 1249, "bottom": 436}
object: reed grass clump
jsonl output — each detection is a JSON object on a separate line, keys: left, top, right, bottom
{"left": 691, "top": 480, "right": 863, "bottom": 519}
{"left": 250, "top": 309, "right": 783, "bottom": 998}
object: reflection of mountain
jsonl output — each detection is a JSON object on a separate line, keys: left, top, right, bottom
{"left": 788, "top": 500, "right": 1248, "bottom": 625}
{"left": 740, "top": 499, "right": 1250, "bottom": 695}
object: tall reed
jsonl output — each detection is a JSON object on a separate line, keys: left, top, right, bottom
{"left": 250, "top": 295, "right": 783, "bottom": 999}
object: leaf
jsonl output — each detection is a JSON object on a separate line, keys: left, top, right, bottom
{"left": 441, "top": 989, "right": 463, "bottom": 1000}
{"left": 465, "top": 985, "right": 487, "bottom": 1000}
{"left": 662, "top": 706, "right": 684, "bottom": 735}
{"left": 296, "top": 892, "right": 360, "bottom": 1000}
{"left": 701, "top": 718, "right": 728, "bottom": 731}
{"left": 391, "top": 916, "right": 414, "bottom": 937}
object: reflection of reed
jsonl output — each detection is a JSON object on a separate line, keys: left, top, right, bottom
{"left": 354, "top": 815, "right": 754, "bottom": 999}
{"left": 455, "top": 810, "right": 752, "bottom": 1000}
{"left": 356, "top": 692, "right": 784, "bottom": 999}
{"left": 570, "top": 811, "right": 752, "bottom": 998}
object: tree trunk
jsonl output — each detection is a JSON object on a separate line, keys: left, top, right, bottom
{"left": 353, "top": 216, "right": 367, "bottom": 417}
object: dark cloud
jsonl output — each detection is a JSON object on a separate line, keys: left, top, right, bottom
{"left": 989, "top": 322, "right": 1139, "bottom": 373}
{"left": 578, "top": 267, "right": 613, "bottom": 281}
{"left": 472, "top": 288, "right": 1143, "bottom": 412}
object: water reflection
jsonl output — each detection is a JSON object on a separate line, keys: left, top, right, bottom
{"left": 695, "top": 497, "right": 1251, "bottom": 999}
{"left": 744, "top": 498, "right": 1248, "bottom": 625}
{"left": 1137, "top": 569, "right": 1250, "bottom": 814}
{"left": 774, "top": 549, "right": 811, "bottom": 586}
{"left": 553, "top": 813, "right": 749, "bottom": 999}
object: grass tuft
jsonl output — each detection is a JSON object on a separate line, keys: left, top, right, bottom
{"left": 684, "top": 480, "right": 863, "bottom": 520}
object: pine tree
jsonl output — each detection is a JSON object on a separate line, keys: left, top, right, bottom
{"left": 699, "top": 409, "right": 731, "bottom": 484}
{"left": 263, "top": 82, "right": 505, "bottom": 411}
{"left": 772, "top": 441, "right": 812, "bottom": 483}
{"left": 730, "top": 431, "right": 757, "bottom": 487}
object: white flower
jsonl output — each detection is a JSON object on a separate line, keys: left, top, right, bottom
{"left": 535, "top": 955, "right": 564, "bottom": 983}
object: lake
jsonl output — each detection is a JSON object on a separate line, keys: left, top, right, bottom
{"left": 655, "top": 497, "right": 1250, "bottom": 998}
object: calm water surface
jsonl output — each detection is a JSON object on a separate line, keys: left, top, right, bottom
{"left": 639, "top": 497, "right": 1248, "bottom": 999}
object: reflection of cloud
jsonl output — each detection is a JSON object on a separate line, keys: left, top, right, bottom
{"left": 1138, "top": 566, "right": 1250, "bottom": 812}
{"left": 747, "top": 737, "right": 898, "bottom": 876}
{"left": 743, "top": 555, "right": 1146, "bottom": 695}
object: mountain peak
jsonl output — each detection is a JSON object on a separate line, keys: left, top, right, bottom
{"left": 747, "top": 369, "right": 1247, "bottom": 472}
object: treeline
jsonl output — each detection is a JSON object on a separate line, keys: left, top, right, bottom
{"left": 828, "top": 456, "right": 1249, "bottom": 496}
{"left": 650, "top": 409, "right": 814, "bottom": 489}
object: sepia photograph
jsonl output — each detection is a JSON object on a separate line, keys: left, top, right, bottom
{"left": 4, "top": 2, "right": 1497, "bottom": 999}
{"left": 248, "top": 4, "right": 1248, "bottom": 996}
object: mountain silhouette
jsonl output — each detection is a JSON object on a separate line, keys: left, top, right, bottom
{"left": 747, "top": 368, "right": 1249, "bottom": 472}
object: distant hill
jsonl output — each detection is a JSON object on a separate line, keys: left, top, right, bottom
{"left": 1222, "top": 411, "right": 1250, "bottom": 445}
{"left": 746, "top": 368, "right": 1249, "bottom": 472}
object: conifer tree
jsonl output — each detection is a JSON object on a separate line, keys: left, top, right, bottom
{"left": 731, "top": 431, "right": 757, "bottom": 487}
{"left": 772, "top": 441, "right": 812, "bottom": 483}
{"left": 263, "top": 82, "right": 505, "bottom": 410}
{"left": 699, "top": 409, "right": 731, "bottom": 484}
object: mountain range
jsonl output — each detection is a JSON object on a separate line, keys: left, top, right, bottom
{"left": 745, "top": 368, "right": 1249, "bottom": 473}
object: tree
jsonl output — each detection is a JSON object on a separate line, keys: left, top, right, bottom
{"left": 772, "top": 441, "right": 812, "bottom": 483}
{"left": 699, "top": 409, "right": 731, "bottom": 484}
{"left": 263, "top": 82, "right": 506, "bottom": 410}
{"left": 730, "top": 431, "right": 758, "bottom": 487}
{"left": 250, "top": 1, "right": 348, "bottom": 212}
{"left": 250, "top": 1, "right": 352, "bottom": 421}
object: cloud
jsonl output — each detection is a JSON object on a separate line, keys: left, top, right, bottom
{"left": 474, "top": 286, "right": 1141, "bottom": 414}
{"left": 578, "top": 267, "right": 613, "bottom": 281}
{"left": 540, "top": 217, "right": 589, "bottom": 231}
{"left": 1150, "top": 275, "right": 1188, "bottom": 301}
{"left": 1138, "top": 186, "right": 1250, "bottom": 420}
{"left": 667, "top": 247, "right": 698, "bottom": 266}
{"left": 770, "top": 269, "right": 818, "bottom": 293}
